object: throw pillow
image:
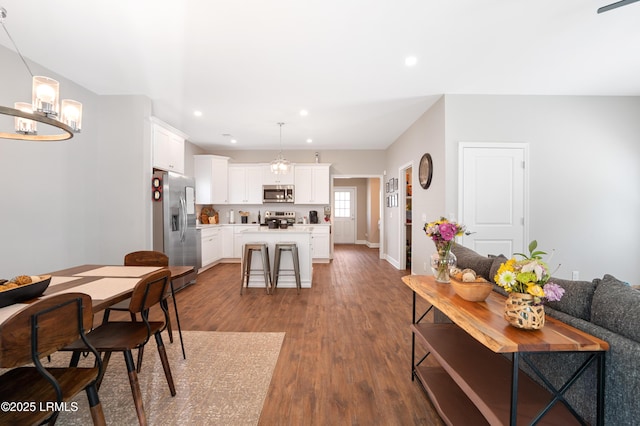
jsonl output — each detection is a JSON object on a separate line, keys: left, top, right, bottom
{"left": 591, "top": 274, "right": 640, "bottom": 342}
{"left": 545, "top": 277, "right": 597, "bottom": 321}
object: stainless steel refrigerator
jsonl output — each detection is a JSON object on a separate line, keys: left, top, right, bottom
{"left": 153, "top": 170, "right": 200, "bottom": 290}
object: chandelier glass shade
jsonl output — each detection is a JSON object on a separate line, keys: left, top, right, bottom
{"left": 270, "top": 153, "right": 291, "bottom": 174}
{"left": 271, "top": 122, "right": 290, "bottom": 174}
{"left": 1, "top": 7, "right": 82, "bottom": 141}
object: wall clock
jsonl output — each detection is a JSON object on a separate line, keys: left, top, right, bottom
{"left": 419, "top": 153, "right": 433, "bottom": 189}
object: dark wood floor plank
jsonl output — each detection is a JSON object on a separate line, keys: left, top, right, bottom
{"left": 116, "top": 245, "right": 444, "bottom": 425}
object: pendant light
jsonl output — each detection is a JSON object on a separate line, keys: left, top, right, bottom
{"left": 0, "top": 6, "right": 82, "bottom": 141}
{"left": 270, "top": 122, "right": 290, "bottom": 174}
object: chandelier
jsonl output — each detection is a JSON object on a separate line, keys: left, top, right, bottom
{"left": 270, "top": 122, "right": 290, "bottom": 174}
{"left": 1, "top": 7, "right": 82, "bottom": 141}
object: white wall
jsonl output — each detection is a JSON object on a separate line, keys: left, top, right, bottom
{"left": 385, "top": 96, "right": 446, "bottom": 272}
{"left": 4, "top": 42, "right": 638, "bottom": 283}
{"left": 383, "top": 94, "right": 639, "bottom": 282}
{"left": 0, "top": 45, "right": 154, "bottom": 277}
{"left": 93, "top": 95, "right": 153, "bottom": 262}
{"left": 444, "top": 95, "right": 640, "bottom": 281}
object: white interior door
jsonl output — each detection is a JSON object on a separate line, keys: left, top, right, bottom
{"left": 333, "top": 188, "right": 355, "bottom": 244}
{"left": 459, "top": 143, "right": 528, "bottom": 257}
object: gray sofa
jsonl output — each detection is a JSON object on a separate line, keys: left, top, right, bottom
{"left": 443, "top": 243, "right": 640, "bottom": 425}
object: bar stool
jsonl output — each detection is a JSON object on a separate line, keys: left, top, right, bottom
{"left": 241, "top": 242, "right": 272, "bottom": 294}
{"left": 272, "top": 242, "right": 301, "bottom": 294}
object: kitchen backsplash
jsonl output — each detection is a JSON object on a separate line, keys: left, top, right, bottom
{"left": 196, "top": 204, "right": 331, "bottom": 224}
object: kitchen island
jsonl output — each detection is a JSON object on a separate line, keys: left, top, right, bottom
{"left": 241, "top": 227, "right": 313, "bottom": 289}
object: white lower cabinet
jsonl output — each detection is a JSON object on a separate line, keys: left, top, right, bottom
{"left": 311, "top": 226, "right": 331, "bottom": 261}
{"left": 221, "top": 226, "right": 233, "bottom": 258}
{"left": 200, "top": 227, "right": 221, "bottom": 268}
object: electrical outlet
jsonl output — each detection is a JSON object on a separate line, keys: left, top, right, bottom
{"left": 572, "top": 271, "right": 579, "bottom": 280}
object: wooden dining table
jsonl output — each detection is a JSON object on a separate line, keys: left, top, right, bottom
{"left": 0, "top": 264, "right": 194, "bottom": 358}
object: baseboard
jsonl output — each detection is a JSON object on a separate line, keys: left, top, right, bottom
{"left": 385, "top": 254, "right": 401, "bottom": 269}
{"left": 355, "top": 240, "right": 380, "bottom": 248}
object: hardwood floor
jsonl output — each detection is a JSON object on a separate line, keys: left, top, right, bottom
{"left": 172, "top": 244, "right": 443, "bottom": 425}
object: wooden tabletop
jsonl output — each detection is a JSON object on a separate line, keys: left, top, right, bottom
{"left": 42, "top": 264, "right": 194, "bottom": 312}
{"left": 402, "top": 274, "right": 609, "bottom": 353}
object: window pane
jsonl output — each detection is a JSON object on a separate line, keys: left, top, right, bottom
{"left": 334, "top": 191, "right": 351, "bottom": 217}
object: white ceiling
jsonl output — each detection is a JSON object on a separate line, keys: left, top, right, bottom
{"left": 1, "top": 0, "right": 639, "bottom": 151}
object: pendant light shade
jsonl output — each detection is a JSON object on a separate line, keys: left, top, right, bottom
{"left": 32, "top": 76, "right": 60, "bottom": 117}
{"left": 271, "top": 122, "right": 290, "bottom": 174}
{"left": 0, "top": 7, "right": 82, "bottom": 141}
{"left": 13, "top": 102, "right": 37, "bottom": 135}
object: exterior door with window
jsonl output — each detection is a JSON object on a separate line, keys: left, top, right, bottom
{"left": 333, "top": 188, "right": 355, "bottom": 244}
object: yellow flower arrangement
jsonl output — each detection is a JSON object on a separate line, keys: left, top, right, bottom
{"left": 494, "top": 241, "right": 564, "bottom": 304}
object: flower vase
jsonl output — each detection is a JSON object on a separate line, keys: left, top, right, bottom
{"left": 430, "top": 249, "right": 457, "bottom": 283}
{"left": 504, "top": 293, "right": 545, "bottom": 330}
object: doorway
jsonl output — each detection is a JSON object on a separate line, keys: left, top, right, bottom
{"left": 332, "top": 176, "right": 384, "bottom": 258}
{"left": 399, "top": 163, "right": 413, "bottom": 271}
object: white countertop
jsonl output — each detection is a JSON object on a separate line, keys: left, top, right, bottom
{"left": 198, "top": 223, "right": 330, "bottom": 230}
{"left": 197, "top": 223, "right": 259, "bottom": 229}
{"left": 242, "top": 226, "right": 313, "bottom": 233}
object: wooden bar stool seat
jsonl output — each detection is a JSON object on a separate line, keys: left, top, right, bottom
{"left": 273, "top": 242, "right": 301, "bottom": 294}
{"left": 241, "top": 242, "right": 272, "bottom": 294}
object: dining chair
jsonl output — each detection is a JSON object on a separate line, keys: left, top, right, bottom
{"left": 0, "top": 293, "right": 106, "bottom": 425}
{"left": 63, "top": 269, "right": 176, "bottom": 426}
{"left": 104, "top": 250, "right": 184, "bottom": 371}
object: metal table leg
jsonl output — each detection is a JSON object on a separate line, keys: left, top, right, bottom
{"left": 169, "top": 280, "right": 186, "bottom": 359}
{"left": 510, "top": 352, "right": 519, "bottom": 426}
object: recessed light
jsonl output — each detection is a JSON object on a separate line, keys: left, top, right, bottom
{"left": 194, "top": 110, "right": 203, "bottom": 117}
{"left": 299, "top": 109, "right": 309, "bottom": 116}
{"left": 230, "top": 139, "right": 237, "bottom": 144}
{"left": 306, "top": 138, "right": 313, "bottom": 143}
{"left": 405, "top": 56, "right": 417, "bottom": 67}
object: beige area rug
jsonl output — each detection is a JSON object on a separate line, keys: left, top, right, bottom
{"left": 51, "top": 331, "right": 285, "bottom": 425}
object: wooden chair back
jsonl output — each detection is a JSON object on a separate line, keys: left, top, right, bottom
{"left": 0, "top": 293, "right": 94, "bottom": 368}
{"left": 124, "top": 250, "right": 169, "bottom": 267}
{"left": 128, "top": 269, "right": 171, "bottom": 315}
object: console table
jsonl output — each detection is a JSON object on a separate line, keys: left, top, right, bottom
{"left": 402, "top": 275, "right": 609, "bottom": 426}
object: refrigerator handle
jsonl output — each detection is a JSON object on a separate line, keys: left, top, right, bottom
{"left": 180, "top": 196, "right": 187, "bottom": 242}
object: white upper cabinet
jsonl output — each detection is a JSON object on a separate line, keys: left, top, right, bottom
{"left": 151, "top": 118, "right": 187, "bottom": 174}
{"left": 228, "top": 165, "right": 263, "bottom": 204}
{"left": 194, "top": 155, "right": 229, "bottom": 204}
{"left": 262, "top": 164, "right": 295, "bottom": 185}
{"left": 294, "top": 164, "right": 331, "bottom": 204}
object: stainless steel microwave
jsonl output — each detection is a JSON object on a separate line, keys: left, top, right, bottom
{"left": 263, "top": 185, "right": 294, "bottom": 203}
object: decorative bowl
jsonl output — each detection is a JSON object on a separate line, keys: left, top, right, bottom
{"left": 450, "top": 278, "right": 494, "bottom": 302}
{"left": 0, "top": 275, "right": 52, "bottom": 308}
